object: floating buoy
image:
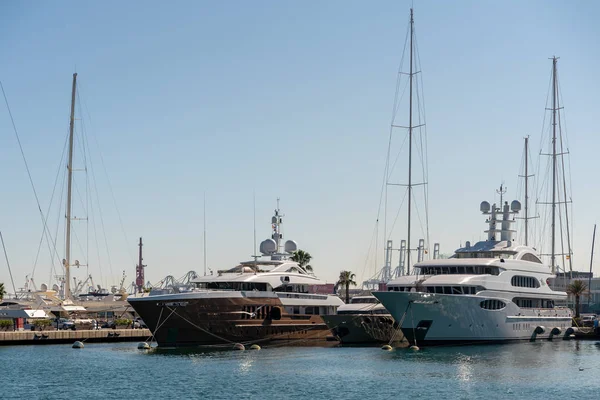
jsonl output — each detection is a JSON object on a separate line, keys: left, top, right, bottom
{"left": 381, "top": 344, "right": 393, "bottom": 351}
{"left": 233, "top": 343, "right": 245, "bottom": 351}
{"left": 72, "top": 341, "right": 84, "bottom": 349}
{"left": 410, "top": 345, "right": 420, "bottom": 351}
{"left": 579, "top": 367, "right": 584, "bottom": 371}
{"left": 137, "top": 342, "right": 151, "bottom": 350}
{"left": 249, "top": 344, "right": 261, "bottom": 350}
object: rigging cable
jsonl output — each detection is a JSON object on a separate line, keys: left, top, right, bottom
{"left": 78, "top": 82, "right": 136, "bottom": 267}
{"left": 1, "top": 81, "right": 64, "bottom": 279}
{"left": 0, "top": 231, "right": 17, "bottom": 298}
{"left": 31, "top": 129, "right": 69, "bottom": 281}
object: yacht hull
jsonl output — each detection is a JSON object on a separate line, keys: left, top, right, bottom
{"left": 374, "top": 291, "right": 572, "bottom": 346}
{"left": 128, "top": 292, "right": 332, "bottom": 348}
{"left": 322, "top": 314, "right": 404, "bottom": 345}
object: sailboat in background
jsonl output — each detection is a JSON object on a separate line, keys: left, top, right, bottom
{"left": 324, "top": 8, "right": 433, "bottom": 345}
{"left": 535, "top": 57, "right": 574, "bottom": 276}
{"left": 3, "top": 74, "right": 134, "bottom": 322}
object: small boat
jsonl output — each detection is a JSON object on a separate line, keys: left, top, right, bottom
{"left": 322, "top": 295, "right": 403, "bottom": 345}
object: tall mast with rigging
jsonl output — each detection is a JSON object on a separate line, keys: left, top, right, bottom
{"left": 524, "top": 138, "right": 529, "bottom": 245}
{"left": 64, "top": 72, "right": 77, "bottom": 300}
{"left": 541, "top": 56, "right": 573, "bottom": 274}
{"left": 550, "top": 57, "right": 557, "bottom": 274}
{"left": 406, "top": 8, "right": 414, "bottom": 275}
{"left": 518, "top": 137, "right": 536, "bottom": 246}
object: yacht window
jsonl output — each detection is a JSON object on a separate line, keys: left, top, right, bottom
{"left": 443, "top": 286, "right": 452, "bottom": 295}
{"left": 511, "top": 276, "right": 540, "bottom": 288}
{"left": 480, "top": 300, "right": 506, "bottom": 310}
{"left": 426, "top": 286, "right": 434, "bottom": 293}
{"left": 352, "top": 298, "right": 379, "bottom": 304}
{"left": 521, "top": 253, "right": 543, "bottom": 264}
{"left": 452, "top": 286, "right": 463, "bottom": 295}
{"left": 435, "top": 286, "right": 443, "bottom": 294}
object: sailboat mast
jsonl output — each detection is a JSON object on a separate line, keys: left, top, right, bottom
{"left": 203, "top": 192, "right": 207, "bottom": 276}
{"left": 588, "top": 224, "right": 596, "bottom": 307}
{"left": 65, "top": 72, "right": 77, "bottom": 299}
{"left": 406, "top": 8, "right": 414, "bottom": 275}
{"left": 550, "top": 57, "right": 557, "bottom": 274}
{"left": 524, "top": 137, "right": 529, "bottom": 246}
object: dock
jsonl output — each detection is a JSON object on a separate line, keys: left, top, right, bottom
{"left": 0, "top": 329, "right": 152, "bottom": 346}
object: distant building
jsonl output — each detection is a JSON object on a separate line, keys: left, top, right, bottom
{"left": 308, "top": 284, "right": 335, "bottom": 295}
{"left": 548, "top": 271, "right": 599, "bottom": 313}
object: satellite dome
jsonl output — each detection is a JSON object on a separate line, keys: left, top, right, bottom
{"left": 52, "top": 284, "right": 59, "bottom": 292}
{"left": 40, "top": 283, "right": 48, "bottom": 292}
{"left": 480, "top": 201, "right": 491, "bottom": 213}
{"left": 511, "top": 200, "right": 522, "bottom": 212}
{"left": 284, "top": 240, "right": 298, "bottom": 253}
{"left": 260, "top": 239, "right": 277, "bottom": 255}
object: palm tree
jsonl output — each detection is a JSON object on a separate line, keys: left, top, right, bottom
{"left": 336, "top": 271, "right": 357, "bottom": 303}
{"left": 0, "top": 283, "right": 5, "bottom": 301}
{"left": 567, "top": 280, "right": 587, "bottom": 319}
{"left": 290, "top": 250, "right": 313, "bottom": 272}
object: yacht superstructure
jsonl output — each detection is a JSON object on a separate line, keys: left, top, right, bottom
{"left": 374, "top": 199, "right": 573, "bottom": 345}
{"left": 127, "top": 205, "right": 344, "bottom": 348}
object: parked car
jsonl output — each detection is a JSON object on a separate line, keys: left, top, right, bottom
{"left": 581, "top": 314, "right": 597, "bottom": 327}
{"left": 101, "top": 321, "right": 116, "bottom": 329}
{"left": 56, "top": 318, "right": 75, "bottom": 330}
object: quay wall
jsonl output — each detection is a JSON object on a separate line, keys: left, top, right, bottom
{"left": 0, "top": 329, "right": 152, "bottom": 346}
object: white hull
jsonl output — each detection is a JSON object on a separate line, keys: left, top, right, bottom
{"left": 374, "top": 291, "right": 572, "bottom": 345}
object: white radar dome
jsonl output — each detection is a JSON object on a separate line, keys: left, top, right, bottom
{"left": 284, "top": 240, "right": 298, "bottom": 253}
{"left": 260, "top": 239, "right": 277, "bottom": 255}
{"left": 511, "top": 200, "right": 522, "bottom": 212}
{"left": 480, "top": 201, "right": 491, "bottom": 213}
{"left": 40, "top": 283, "right": 48, "bottom": 292}
{"left": 52, "top": 284, "right": 59, "bottom": 292}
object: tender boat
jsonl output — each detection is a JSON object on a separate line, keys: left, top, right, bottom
{"left": 322, "top": 295, "right": 403, "bottom": 345}
{"left": 374, "top": 199, "right": 573, "bottom": 346}
{"left": 127, "top": 205, "right": 344, "bottom": 348}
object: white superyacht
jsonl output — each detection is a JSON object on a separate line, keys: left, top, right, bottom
{"left": 374, "top": 200, "right": 573, "bottom": 345}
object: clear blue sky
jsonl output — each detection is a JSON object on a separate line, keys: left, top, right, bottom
{"left": 1, "top": 1, "right": 599, "bottom": 292}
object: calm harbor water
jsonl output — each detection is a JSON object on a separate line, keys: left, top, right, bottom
{"left": 2, "top": 340, "right": 600, "bottom": 399}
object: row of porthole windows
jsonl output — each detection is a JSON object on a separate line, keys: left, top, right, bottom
{"left": 511, "top": 275, "right": 540, "bottom": 288}
{"left": 388, "top": 286, "right": 485, "bottom": 294}
{"left": 479, "top": 298, "right": 556, "bottom": 310}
